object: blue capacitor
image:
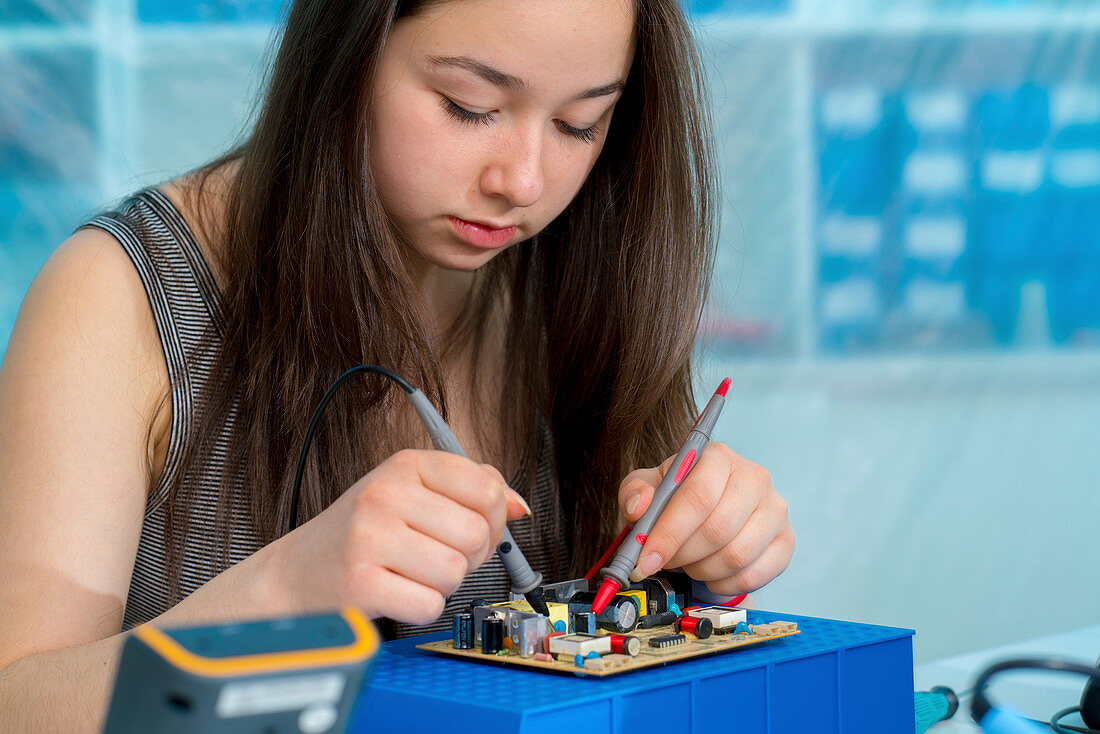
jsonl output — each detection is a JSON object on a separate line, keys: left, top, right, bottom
{"left": 452, "top": 613, "right": 473, "bottom": 650}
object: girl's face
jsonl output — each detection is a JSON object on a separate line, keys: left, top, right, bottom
{"left": 370, "top": 0, "right": 636, "bottom": 274}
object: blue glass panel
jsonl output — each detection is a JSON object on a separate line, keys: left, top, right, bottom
{"left": 0, "top": 0, "right": 92, "bottom": 24}
{"left": 0, "top": 47, "right": 97, "bottom": 184}
{"left": 136, "top": 0, "right": 285, "bottom": 23}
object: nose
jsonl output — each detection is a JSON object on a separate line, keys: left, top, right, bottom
{"left": 478, "top": 122, "right": 546, "bottom": 209}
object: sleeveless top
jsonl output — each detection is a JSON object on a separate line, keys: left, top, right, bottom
{"left": 78, "top": 188, "right": 570, "bottom": 638}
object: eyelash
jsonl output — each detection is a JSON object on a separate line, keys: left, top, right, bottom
{"left": 439, "top": 96, "right": 601, "bottom": 145}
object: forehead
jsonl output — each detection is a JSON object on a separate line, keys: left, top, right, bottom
{"left": 395, "top": 0, "right": 636, "bottom": 98}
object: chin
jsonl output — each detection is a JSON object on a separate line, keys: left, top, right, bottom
{"left": 423, "top": 242, "right": 510, "bottom": 272}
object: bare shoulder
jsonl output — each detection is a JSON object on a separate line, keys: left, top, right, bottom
{"left": 12, "top": 226, "right": 164, "bottom": 382}
{"left": 0, "top": 226, "right": 170, "bottom": 664}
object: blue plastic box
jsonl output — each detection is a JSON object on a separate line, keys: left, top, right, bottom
{"left": 351, "top": 610, "right": 916, "bottom": 734}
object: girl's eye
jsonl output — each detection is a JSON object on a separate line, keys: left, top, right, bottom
{"left": 439, "top": 97, "right": 600, "bottom": 145}
{"left": 439, "top": 96, "right": 494, "bottom": 126}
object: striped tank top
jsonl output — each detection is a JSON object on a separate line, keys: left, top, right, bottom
{"left": 79, "top": 188, "right": 570, "bottom": 638}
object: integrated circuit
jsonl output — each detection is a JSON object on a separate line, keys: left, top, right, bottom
{"left": 648, "top": 633, "right": 686, "bottom": 648}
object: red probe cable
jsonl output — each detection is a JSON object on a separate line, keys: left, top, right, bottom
{"left": 583, "top": 526, "right": 631, "bottom": 583}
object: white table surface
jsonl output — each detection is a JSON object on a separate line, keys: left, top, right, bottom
{"left": 914, "top": 623, "right": 1100, "bottom": 732}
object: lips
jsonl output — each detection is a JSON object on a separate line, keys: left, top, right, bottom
{"left": 447, "top": 216, "right": 518, "bottom": 250}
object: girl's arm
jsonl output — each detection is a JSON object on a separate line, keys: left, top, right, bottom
{"left": 0, "top": 228, "right": 164, "bottom": 666}
{"left": 0, "top": 545, "right": 277, "bottom": 733}
{"left": 0, "top": 229, "right": 310, "bottom": 730}
{"left": 0, "top": 226, "right": 192, "bottom": 729}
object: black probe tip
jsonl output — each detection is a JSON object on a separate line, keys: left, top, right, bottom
{"left": 524, "top": 586, "right": 551, "bottom": 618}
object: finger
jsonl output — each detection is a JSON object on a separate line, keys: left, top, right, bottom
{"left": 632, "top": 447, "right": 731, "bottom": 577}
{"left": 689, "top": 529, "right": 795, "bottom": 597}
{"left": 617, "top": 456, "right": 676, "bottom": 522}
{"left": 618, "top": 471, "right": 658, "bottom": 524}
{"left": 357, "top": 570, "right": 449, "bottom": 627}
{"left": 391, "top": 449, "right": 508, "bottom": 528}
{"left": 381, "top": 525, "right": 473, "bottom": 599}
{"left": 478, "top": 463, "right": 531, "bottom": 521}
{"left": 663, "top": 478, "right": 761, "bottom": 569}
{"left": 401, "top": 485, "right": 496, "bottom": 572}
{"left": 678, "top": 506, "right": 787, "bottom": 582}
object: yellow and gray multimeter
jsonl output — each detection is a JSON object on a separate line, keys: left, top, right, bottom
{"left": 102, "top": 607, "right": 380, "bottom": 734}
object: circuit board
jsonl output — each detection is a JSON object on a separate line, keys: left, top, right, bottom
{"left": 416, "top": 619, "right": 800, "bottom": 677}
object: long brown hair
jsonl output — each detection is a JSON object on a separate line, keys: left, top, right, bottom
{"left": 166, "top": 0, "right": 718, "bottom": 599}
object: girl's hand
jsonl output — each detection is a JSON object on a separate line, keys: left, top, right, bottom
{"left": 617, "top": 443, "right": 794, "bottom": 597}
{"left": 262, "top": 449, "right": 530, "bottom": 625}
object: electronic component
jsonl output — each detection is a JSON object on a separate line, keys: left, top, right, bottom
{"left": 568, "top": 591, "right": 639, "bottom": 633}
{"left": 639, "top": 576, "right": 676, "bottom": 615}
{"left": 506, "top": 610, "right": 551, "bottom": 658}
{"left": 452, "top": 613, "right": 474, "bottom": 650}
{"left": 649, "top": 633, "right": 686, "bottom": 648}
{"left": 511, "top": 578, "right": 591, "bottom": 605}
{"left": 481, "top": 618, "right": 504, "bottom": 654}
{"left": 752, "top": 621, "right": 798, "bottom": 636}
{"left": 543, "top": 630, "right": 563, "bottom": 654}
{"left": 582, "top": 654, "right": 633, "bottom": 672}
{"left": 618, "top": 589, "right": 647, "bottom": 618}
{"left": 608, "top": 634, "right": 641, "bottom": 656}
{"left": 686, "top": 605, "right": 746, "bottom": 630}
{"left": 572, "top": 611, "right": 597, "bottom": 634}
{"left": 102, "top": 608, "right": 379, "bottom": 734}
{"left": 675, "top": 615, "right": 713, "bottom": 639}
{"left": 492, "top": 599, "right": 569, "bottom": 633}
{"left": 547, "top": 633, "right": 612, "bottom": 658}
{"left": 639, "top": 611, "right": 677, "bottom": 629}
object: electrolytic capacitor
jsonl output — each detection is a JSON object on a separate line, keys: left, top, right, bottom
{"left": 481, "top": 617, "right": 504, "bottom": 654}
{"left": 452, "top": 613, "right": 474, "bottom": 649}
{"left": 568, "top": 591, "right": 639, "bottom": 633}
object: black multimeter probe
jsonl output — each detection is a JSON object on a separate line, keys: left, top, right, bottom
{"left": 287, "top": 365, "right": 550, "bottom": 617}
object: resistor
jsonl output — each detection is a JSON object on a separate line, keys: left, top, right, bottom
{"left": 639, "top": 611, "right": 677, "bottom": 629}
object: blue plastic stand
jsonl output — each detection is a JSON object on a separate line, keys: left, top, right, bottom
{"left": 351, "top": 610, "right": 916, "bottom": 734}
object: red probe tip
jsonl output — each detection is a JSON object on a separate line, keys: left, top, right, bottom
{"left": 590, "top": 578, "right": 621, "bottom": 616}
{"left": 716, "top": 377, "right": 732, "bottom": 397}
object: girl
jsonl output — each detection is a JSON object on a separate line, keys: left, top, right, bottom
{"left": 0, "top": 0, "right": 794, "bottom": 729}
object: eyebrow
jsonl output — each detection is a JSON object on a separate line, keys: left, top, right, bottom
{"left": 426, "top": 54, "right": 625, "bottom": 101}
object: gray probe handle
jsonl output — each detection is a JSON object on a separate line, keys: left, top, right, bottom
{"left": 407, "top": 390, "right": 543, "bottom": 595}
{"left": 599, "top": 389, "right": 726, "bottom": 589}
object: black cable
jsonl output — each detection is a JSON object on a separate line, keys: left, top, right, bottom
{"left": 970, "top": 658, "right": 1100, "bottom": 727}
{"left": 287, "top": 365, "right": 415, "bottom": 533}
{"left": 1050, "top": 706, "right": 1100, "bottom": 734}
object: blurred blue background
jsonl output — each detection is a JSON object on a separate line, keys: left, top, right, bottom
{"left": 1, "top": 0, "right": 1097, "bottom": 664}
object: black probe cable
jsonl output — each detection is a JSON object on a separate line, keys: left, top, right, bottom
{"left": 286, "top": 364, "right": 551, "bottom": 617}
{"left": 288, "top": 365, "right": 414, "bottom": 533}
